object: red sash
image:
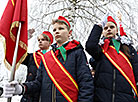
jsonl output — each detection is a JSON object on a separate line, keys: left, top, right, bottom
{"left": 33, "top": 50, "right": 43, "bottom": 69}
{"left": 41, "top": 50, "right": 78, "bottom": 102}
{"left": 41, "top": 40, "right": 80, "bottom": 102}
{"left": 102, "top": 45, "right": 138, "bottom": 96}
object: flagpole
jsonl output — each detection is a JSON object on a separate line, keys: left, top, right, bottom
{"left": 7, "top": 22, "right": 21, "bottom": 102}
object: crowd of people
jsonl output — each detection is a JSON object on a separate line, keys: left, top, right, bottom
{"left": 0, "top": 12, "right": 138, "bottom": 102}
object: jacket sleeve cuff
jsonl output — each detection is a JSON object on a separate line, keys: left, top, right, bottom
{"left": 19, "top": 84, "right": 27, "bottom": 95}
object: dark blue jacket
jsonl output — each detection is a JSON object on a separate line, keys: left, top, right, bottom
{"left": 21, "top": 53, "right": 40, "bottom": 102}
{"left": 24, "top": 41, "right": 94, "bottom": 102}
{"left": 85, "top": 24, "right": 138, "bottom": 102}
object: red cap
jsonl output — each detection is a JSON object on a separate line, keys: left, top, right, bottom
{"left": 58, "top": 16, "right": 71, "bottom": 28}
{"left": 107, "top": 16, "right": 117, "bottom": 26}
{"left": 42, "top": 31, "right": 53, "bottom": 44}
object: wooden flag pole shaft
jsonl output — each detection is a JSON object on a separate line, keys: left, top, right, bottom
{"left": 7, "top": 23, "right": 21, "bottom": 102}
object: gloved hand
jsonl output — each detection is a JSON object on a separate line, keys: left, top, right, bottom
{"left": 2, "top": 81, "right": 23, "bottom": 98}
{"left": 98, "top": 12, "right": 109, "bottom": 28}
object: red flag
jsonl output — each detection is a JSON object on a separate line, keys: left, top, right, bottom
{"left": 0, "top": 0, "right": 28, "bottom": 70}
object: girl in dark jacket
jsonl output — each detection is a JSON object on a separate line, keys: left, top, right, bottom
{"left": 86, "top": 13, "right": 138, "bottom": 102}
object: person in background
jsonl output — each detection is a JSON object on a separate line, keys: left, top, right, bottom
{"left": 85, "top": 12, "right": 138, "bottom": 102}
{"left": 136, "top": 45, "right": 138, "bottom": 54}
{"left": 89, "top": 57, "right": 96, "bottom": 77}
{"left": 21, "top": 31, "right": 53, "bottom": 102}
{"left": 3, "top": 16, "right": 94, "bottom": 102}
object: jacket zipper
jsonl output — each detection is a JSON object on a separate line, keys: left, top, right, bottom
{"left": 112, "top": 69, "right": 116, "bottom": 102}
{"left": 52, "top": 84, "right": 56, "bottom": 102}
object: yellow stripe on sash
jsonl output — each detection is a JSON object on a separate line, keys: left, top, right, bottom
{"left": 51, "top": 50, "right": 78, "bottom": 90}
{"left": 103, "top": 46, "right": 138, "bottom": 96}
{"left": 110, "top": 46, "right": 133, "bottom": 69}
{"left": 41, "top": 51, "right": 73, "bottom": 102}
{"left": 33, "top": 52, "right": 39, "bottom": 68}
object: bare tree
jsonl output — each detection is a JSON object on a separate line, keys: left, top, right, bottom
{"left": 0, "top": 1, "right": 138, "bottom": 101}
{"left": 28, "top": 0, "right": 138, "bottom": 50}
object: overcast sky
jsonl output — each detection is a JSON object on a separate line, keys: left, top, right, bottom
{"left": 0, "top": 0, "right": 8, "bottom": 19}
{"left": 0, "top": 0, "right": 33, "bottom": 19}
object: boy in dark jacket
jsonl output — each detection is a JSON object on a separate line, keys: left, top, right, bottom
{"left": 3, "top": 16, "right": 94, "bottom": 102}
{"left": 21, "top": 31, "right": 53, "bottom": 102}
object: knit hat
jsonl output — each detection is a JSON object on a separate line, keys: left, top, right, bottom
{"left": 42, "top": 31, "right": 53, "bottom": 44}
{"left": 58, "top": 16, "right": 71, "bottom": 29}
{"left": 107, "top": 16, "right": 117, "bottom": 26}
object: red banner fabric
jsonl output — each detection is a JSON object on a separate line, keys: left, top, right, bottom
{"left": 0, "top": 0, "right": 28, "bottom": 70}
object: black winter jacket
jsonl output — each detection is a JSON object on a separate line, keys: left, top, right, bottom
{"left": 21, "top": 53, "right": 40, "bottom": 102}
{"left": 24, "top": 41, "right": 94, "bottom": 102}
{"left": 85, "top": 24, "right": 138, "bottom": 102}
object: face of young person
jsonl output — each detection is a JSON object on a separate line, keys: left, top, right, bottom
{"left": 53, "top": 23, "right": 72, "bottom": 46}
{"left": 38, "top": 34, "right": 50, "bottom": 50}
{"left": 102, "top": 22, "right": 118, "bottom": 38}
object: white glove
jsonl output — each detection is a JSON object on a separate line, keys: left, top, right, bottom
{"left": 2, "top": 81, "right": 23, "bottom": 98}
{"left": 98, "top": 12, "right": 109, "bottom": 28}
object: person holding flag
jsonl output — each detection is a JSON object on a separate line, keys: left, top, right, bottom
{"left": 85, "top": 12, "right": 138, "bottom": 102}
{"left": 2, "top": 16, "right": 94, "bottom": 102}
{"left": 21, "top": 31, "right": 53, "bottom": 102}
